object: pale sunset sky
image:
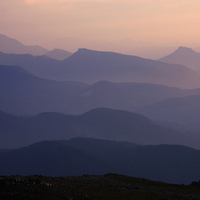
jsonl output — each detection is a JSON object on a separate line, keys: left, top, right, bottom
{"left": 1, "top": 0, "right": 200, "bottom": 56}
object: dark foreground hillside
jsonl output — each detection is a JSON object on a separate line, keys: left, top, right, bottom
{"left": 1, "top": 174, "right": 200, "bottom": 200}
{"left": 1, "top": 138, "right": 200, "bottom": 184}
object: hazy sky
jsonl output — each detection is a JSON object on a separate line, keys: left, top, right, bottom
{"left": 1, "top": 0, "right": 200, "bottom": 53}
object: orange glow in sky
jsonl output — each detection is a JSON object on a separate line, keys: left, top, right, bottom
{"left": 1, "top": 0, "right": 200, "bottom": 53}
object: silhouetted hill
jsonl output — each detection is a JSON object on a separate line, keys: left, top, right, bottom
{"left": 45, "top": 48, "right": 72, "bottom": 60}
{"left": 139, "top": 94, "right": 200, "bottom": 132}
{"left": 1, "top": 138, "right": 200, "bottom": 184}
{"left": 72, "top": 108, "right": 185, "bottom": 145}
{"left": 0, "top": 64, "right": 88, "bottom": 115}
{"left": 0, "top": 34, "right": 48, "bottom": 56}
{"left": 1, "top": 107, "right": 200, "bottom": 149}
{"left": 159, "top": 46, "right": 200, "bottom": 73}
{"left": 0, "top": 139, "right": 109, "bottom": 177}
{"left": 0, "top": 48, "right": 200, "bottom": 88}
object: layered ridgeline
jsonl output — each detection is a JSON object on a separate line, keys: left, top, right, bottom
{"left": 1, "top": 138, "right": 200, "bottom": 184}
{"left": 1, "top": 108, "right": 200, "bottom": 149}
{"left": 0, "top": 34, "right": 48, "bottom": 56}
{"left": 0, "top": 48, "right": 200, "bottom": 88}
{"left": 0, "top": 65, "right": 88, "bottom": 115}
{"left": 159, "top": 46, "right": 200, "bottom": 73}
{"left": 0, "top": 34, "right": 72, "bottom": 59}
{"left": 2, "top": 64, "right": 200, "bottom": 116}
{"left": 44, "top": 49, "right": 72, "bottom": 60}
{"left": 139, "top": 94, "right": 200, "bottom": 132}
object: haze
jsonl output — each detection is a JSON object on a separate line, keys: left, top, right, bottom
{"left": 1, "top": 0, "right": 200, "bottom": 58}
{"left": 2, "top": 0, "right": 200, "bottom": 188}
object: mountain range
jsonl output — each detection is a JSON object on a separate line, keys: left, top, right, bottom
{"left": 2, "top": 64, "right": 200, "bottom": 133}
{"left": 1, "top": 107, "right": 200, "bottom": 149}
{"left": 0, "top": 34, "right": 72, "bottom": 60}
{"left": 2, "top": 34, "right": 200, "bottom": 186}
{"left": 2, "top": 64, "right": 200, "bottom": 116}
{"left": 0, "top": 34, "right": 48, "bottom": 56}
{"left": 159, "top": 46, "right": 200, "bottom": 73}
{"left": 1, "top": 138, "right": 200, "bottom": 184}
{"left": 0, "top": 48, "right": 200, "bottom": 88}
{"left": 0, "top": 64, "right": 88, "bottom": 115}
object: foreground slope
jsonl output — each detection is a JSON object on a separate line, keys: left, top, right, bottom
{"left": 1, "top": 174, "right": 200, "bottom": 200}
{"left": 1, "top": 138, "right": 200, "bottom": 184}
{"left": 0, "top": 48, "right": 200, "bottom": 88}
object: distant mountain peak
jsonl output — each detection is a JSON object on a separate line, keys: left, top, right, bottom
{"left": 175, "top": 46, "right": 197, "bottom": 54}
{"left": 159, "top": 46, "right": 200, "bottom": 72}
{"left": 45, "top": 48, "right": 72, "bottom": 60}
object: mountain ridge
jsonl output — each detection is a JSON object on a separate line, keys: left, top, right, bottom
{"left": 1, "top": 138, "right": 200, "bottom": 184}
{"left": 159, "top": 46, "right": 200, "bottom": 73}
{"left": 0, "top": 34, "right": 48, "bottom": 56}
{"left": 0, "top": 107, "right": 200, "bottom": 149}
{"left": 2, "top": 64, "right": 200, "bottom": 116}
{"left": 0, "top": 48, "right": 200, "bottom": 88}
{"left": 139, "top": 94, "right": 200, "bottom": 131}
{"left": 45, "top": 48, "right": 72, "bottom": 60}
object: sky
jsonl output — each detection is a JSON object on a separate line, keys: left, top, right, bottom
{"left": 1, "top": 0, "right": 200, "bottom": 56}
